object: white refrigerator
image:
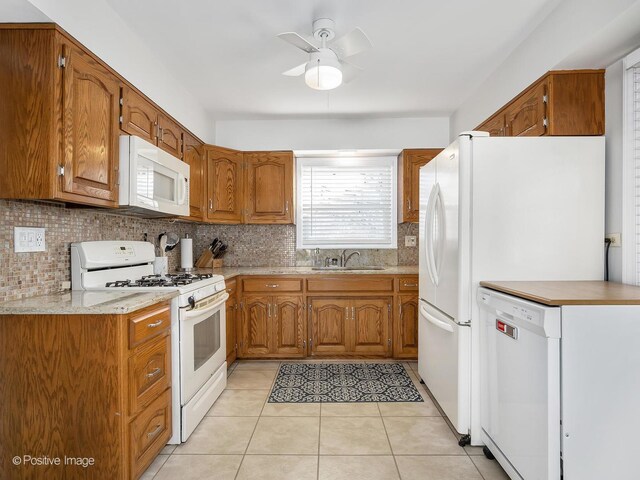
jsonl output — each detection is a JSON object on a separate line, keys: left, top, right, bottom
{"left": 418, "top": 132, "right": 605, "bottom": 445}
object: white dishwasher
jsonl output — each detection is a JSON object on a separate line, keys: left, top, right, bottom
{"left": 477, "top": 286, "right": 640, "bottom": 480}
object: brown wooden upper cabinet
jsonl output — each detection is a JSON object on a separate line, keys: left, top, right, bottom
{"left": 202, "top": 149, "right": 295, "bottom": 224}
{"left": 205, "top": 146, "right": 244, "bottom": 223}
{"left": 182, "top": 132, "right": 206, "bottom": 221}
{"left": 120, "top": 88, "right": 185, "bottom": 158}
{"left": 477, "top": 70, "right": 604, "bottom": 137}
{"left": 120, "top": 85, "right": 158, "bottom": 143}
{"left": 397, "top": 149, "right": 442, "bottom": 223}
{"left": 245, "top": 151, "right": 295, "bottom": 224}
{"left": 0, "top": 26, "right": 121, "bottom": 207}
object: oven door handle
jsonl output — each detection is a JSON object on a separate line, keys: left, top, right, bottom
{"left": 181, "top": 292, "right": 229, "bottom": 318}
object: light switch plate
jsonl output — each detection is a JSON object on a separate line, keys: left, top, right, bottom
{"left": 405, "top": 235, "right": 417, "bottom": 247}
{"left": 14, "top": 227, "right": 46, "bottom": 252}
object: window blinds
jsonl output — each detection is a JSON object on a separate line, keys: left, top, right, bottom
{"left": 634, "top": 67, "right": 640, "bottom": 284}
{"left": 297, "top": 157, "right": 397, "bottom": 248}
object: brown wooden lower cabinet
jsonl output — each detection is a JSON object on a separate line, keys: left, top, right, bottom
{"left": 225, "top": 292, "right": 238, "bottom": 365}
{"left": 239, "top": 295, "right": 305, "bottom": 358}
{"left": 0, "top": 302, "right": 171, "bottom": 480}
{"left": 233, "top": 274, "right": 417, "bottom": 360}
{"left": 309, "top": 297, "right": 392, "bottom": 357}
{"left": 394, "top": 295, "right": 419, "bottom": 359}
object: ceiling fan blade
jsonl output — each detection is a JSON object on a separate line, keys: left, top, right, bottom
{"left": 340, "top": 60, "right": 363, "bottom": 84}
{"left": 282, "top": 63, "right": 307, "bottom": 77}
{"left": 331, "top": 27, "right": 373, "bottom": 58}
{"left": 277, "top": 32, "right": 319, "bottom": 53}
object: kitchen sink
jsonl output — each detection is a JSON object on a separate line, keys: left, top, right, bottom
{"left": 311, "top": 266, "right": 386, "bottom": 271}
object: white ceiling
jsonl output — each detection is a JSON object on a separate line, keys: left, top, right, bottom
{"left": 105, "top": 0, "right": 560, "bottom": 120}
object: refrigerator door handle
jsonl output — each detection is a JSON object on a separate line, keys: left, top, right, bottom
{"left": 420, "top": 304, "right": 454, "bottom": 333}
{"left": 425, "top": 183, "right": 440, "bottom": 286}
{"left": 433, "top": 185, "right": 446, "bottom": 280}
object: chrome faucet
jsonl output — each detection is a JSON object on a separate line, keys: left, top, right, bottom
{"left": 340, "top": 250, "right": 361, "bottom": 267}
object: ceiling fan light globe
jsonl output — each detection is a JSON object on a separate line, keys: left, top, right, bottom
{"left": 305, "top": 64, "right": 342, "bottom": 90}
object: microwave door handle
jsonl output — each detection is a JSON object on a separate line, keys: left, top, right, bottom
{"left": 177, "top": 174, "right": 188, "bottom": 206}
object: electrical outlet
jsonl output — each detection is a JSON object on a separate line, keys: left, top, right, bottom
{"left": 605, "top": 233, "right": 621, "bottom": 247}
{"left": 405, "top": 235, "right": 417, "bottom": 247}
{"left": 14, "top": 227, "right": 46, "bottom": 252}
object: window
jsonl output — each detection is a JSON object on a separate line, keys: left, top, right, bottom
{"left": 296, "top": 156, "right": 397, "bottom": 249}
{"left": 623, "top": 47, "right": 640, "bottom": 285}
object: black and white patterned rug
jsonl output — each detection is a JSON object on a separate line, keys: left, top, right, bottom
{"left": 268, "top": 363, "right": 424, "bottom": 403}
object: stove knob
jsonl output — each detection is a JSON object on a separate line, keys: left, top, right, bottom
{"left": 188, "top": 296, "right": 196, "bottom": 309}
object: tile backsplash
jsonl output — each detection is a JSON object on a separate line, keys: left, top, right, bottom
{"left": 0, "top": 200, "right": 197, "bottom": 303}
{"left": 0, "top": 199, "right": 419, "bottom": 302}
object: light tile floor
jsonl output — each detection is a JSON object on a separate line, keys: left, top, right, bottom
{"left": 141, "top": 360, "right": 510, "bottom": 480}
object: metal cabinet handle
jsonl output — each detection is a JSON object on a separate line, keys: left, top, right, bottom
{"left": 407, "top": 198, "right": 412, "bottom": 211}
{"left": 209, "top": 199, "right": 213, "bottom": 210}
{"left": 303, "top": 340, "right": 306, "bottom": 349}
{"left": 146, "top": 367, "right": 162, "bottom": 378}
{"left": 345, "top": 307, "right": 349, "bottom": 320}
{"left": 403, "top": 283, "right": 418, "bottom": 287}
{"left": 285, "top": 201, "right": 289, "bottom": 213}
{"left": 147, "top": 319, "right": 163, "bottom": 328}
{"left": 265, "top": 284, "right": 279, "bottom": 288}
{"left": 352, "top": 306, "right": 355, "bottom": 319}
{"left": 147, "top": 424, "right": 162, "bottom": 438}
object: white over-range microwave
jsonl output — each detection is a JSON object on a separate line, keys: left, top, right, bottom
{"left": 119, "top": 135, "right": 190, "bottom": 217}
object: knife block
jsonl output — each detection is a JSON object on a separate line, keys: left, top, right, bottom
{"left": 195, "top": 250, "right": 223, "bottom": 268}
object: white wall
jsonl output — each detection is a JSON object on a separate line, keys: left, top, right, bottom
{"left": 215, "top": 117, "right": 449, "bottom": 151}
{"left": 20, "top": 0, "right": 215, "bottom": 143}
{"left": 450, "top": 0, "right": 640, "bottom": 138}
{"left": 605, "top": 60, "right": 625, "bottom": 282}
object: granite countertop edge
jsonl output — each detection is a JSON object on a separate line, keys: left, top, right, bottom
{"left": 0, "top": 290, "right": 179, "bottom": 316}
{"left": 0, "top": 266, "right": 418, "bottom": 315}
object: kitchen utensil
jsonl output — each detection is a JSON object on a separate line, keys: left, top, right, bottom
{"left": 214, "top": 245, "right": 227, "bottom": 258}
{"left": 165, "top": 232, "right": 180, "bottom": 252}
{"left": 158, "top": 233, "right": 168, "bottom": 257}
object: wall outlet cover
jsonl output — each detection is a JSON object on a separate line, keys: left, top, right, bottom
{"left": 405, "top": 235, "right": 417, "bottom": 247}
{"left": 14, "top": 227, "right": 46, "bottom": 253}
{"left": 605, "top": 233, "right": 621, "bottom": 247}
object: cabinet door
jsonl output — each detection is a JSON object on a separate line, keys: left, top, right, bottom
{"left": 351, "top": 298, "right": 391, "bottom": 356}
{"left": 394, "top": 295, "right": 418, "bottom": 359}
{"left": 182, "top": 132, "right": 205, "bottom": 221}
{"left": 225, "top": 296, "right": 237, "bottom": 364}
{"left": 157, "top": 113, "right": 183, "bottom": 158}
{"left": 478, "top": 113, "right": 507, "bottom": 137}
{"left": 60, "top": 42, "right": 119, "bottom": 204}
{"left": 245, "top": 151, "right": 294, "bottom": 224}
{"left": 120, "top": 85, "right": 158, "bottom": 143}
{"left": 506, "top": 80, "right": 547, "bottom": 137}
{"left": 272, "top": 296, "right": 305, "bottom": 356}
{"left": 398, "top": 149, "right": 441, "bottom": 223}
{"left": 310, "top": 298, "right": 350, "bottom": 355}
{"left": 205, "top": 147, "right": 244, "bottom": 223}
{"left": 240, "top": 296, "right": 271, "bottom": 357}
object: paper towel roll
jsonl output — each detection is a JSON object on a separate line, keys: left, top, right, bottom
{"left": 181, "top": 236, "right": 193, "bottom": 271}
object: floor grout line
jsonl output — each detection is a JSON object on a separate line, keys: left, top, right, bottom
{"left": 378, "top": 402, "right": 403, "bottom": 480}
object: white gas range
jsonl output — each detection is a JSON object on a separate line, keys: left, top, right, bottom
{"left": 71, "top": 240, "right": 228, "bottom": 444}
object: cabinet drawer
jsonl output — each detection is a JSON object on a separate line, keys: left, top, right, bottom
{"left": 130, "top": 388, "right": 172, "bottom": 479}
{"left": 242, "top": 278, "right": 302, "bottom": 293}
{"left": 398, "top": 277, "right": 419, "bottom": 291}
{"left": 307, "top": 276, "right": 394, "bottom": 293}
{"left": 129, "top": 334, "right": 171, "bottom": 415}
{"left": 129, "top": 303, "right": 170, "bottom": 348}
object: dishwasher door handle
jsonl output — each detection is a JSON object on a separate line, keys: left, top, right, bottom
{"left": 420, "top": 305, "right": 454, "bottom": 333}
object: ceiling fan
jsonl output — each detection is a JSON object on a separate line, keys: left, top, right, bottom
{"left": 277, "top": 18, "right": 373, "bottom": 91}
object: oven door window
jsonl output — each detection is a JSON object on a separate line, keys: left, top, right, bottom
{"left": 193, "top": 310, "right": 221, "bottom": 371}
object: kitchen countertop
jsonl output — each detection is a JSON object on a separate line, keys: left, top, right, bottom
{"left": 0, "top": 266, "right": 418, "bottom": 315}
{"left": 480, "top": 281, "right": 640, "bottom": 306}
{"left": 0, "top": 290, "right": 178, "bottom": 315}
{"left": 199, "top": 265, "right": 419, "bottom": 280}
